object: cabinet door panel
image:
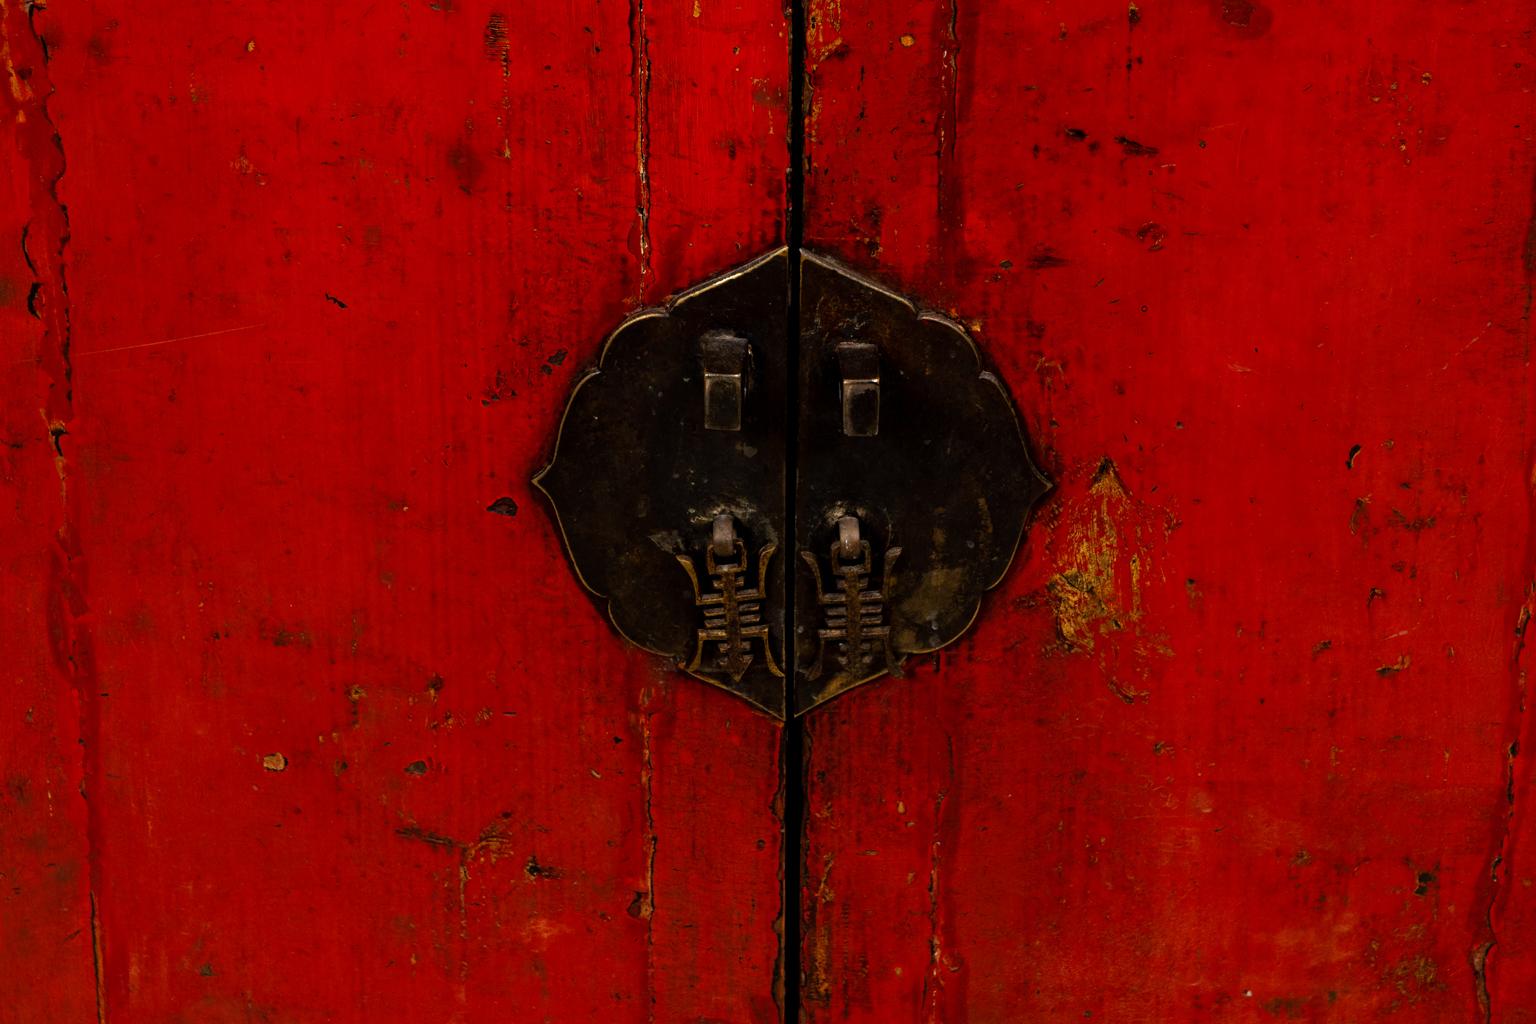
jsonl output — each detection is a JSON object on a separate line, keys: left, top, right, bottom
{"left": 801, "top": 2, "right": 1536, "bottom": 1019}
{"left": 4, "top": 2, "right": 789, "bottom": 1020}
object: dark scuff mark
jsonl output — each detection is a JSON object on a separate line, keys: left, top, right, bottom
{"left": 1389, "top": 509, "right": 1436, "bottom": 532}
{"left": 1136, "top": 222, "right": 1166, "bottom": 251}
{"left": 1524, "top": 167, "right": 1536, "bottom": 273}
{"left": 524, "top": 855, "right": 561, "bottom": 879}
{"left": 324, "top": 292, "right": 348, "bottom": 309}
{"left": 1215, "top": 0, "right": 1274, "bottom": 38}
{"left": 481, "top": 368, "right": 515, "bottom": 405}
{"left": 1263, "top": 996, "right": 1307, "bottom": 1018}
{"left": 486, "top": 496, "right": 519, "bottom": 517}
{"left": 1349, "top": 497, "right": 1370, "bottom": 535}
{"left": 1128, "top": 2, "right": 1141, "bottom": 27}
{"left": 447, "top": 136, "right": 484, "bottom": 195}
{"left": 1375, "top": 655, "right": 1410, "bottom": 676}
{"left": 47, "top": 418, "right": 67, "bottom": 456}
{"left": 1346, "top": 443, "right": 1362, "bottom": 469}
{"left": 1114, "top": 135, "right": 1160, "bottom": 157}
{"left": 404, "top": 759, "right": 428, "bottom": 776}
{"left": 1027, "top": 246, "right": 1069, "bottom": 270}
{"left": 1064, "top": 127, "right": 1088, "bottom": 141}
{"left": 538, "top": 349, "right": 567, "bottom": 376}
{"left": 271, "top": 627, "right": 311, "bottom": 648}
{"left": 629, "top": 0, "right": 653, "bottom": 302}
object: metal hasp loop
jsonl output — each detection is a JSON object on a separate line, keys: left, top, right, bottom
{"left": 836, "top": 515, "right": 861, "bottom": 559}
{"left": 534, "top": 248, "right": 1049, "bottom": 719}
{"left": 835, "top": 341, "right": 880, "bottom": 437}
{"left": 712, "top": 513, "right": 737, "bottom": 557}
{"left": 700, "top": 330, "right": 749, "bottom": 432}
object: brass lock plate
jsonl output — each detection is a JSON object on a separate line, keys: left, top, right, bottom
{"left": 534, "top": 249, "right": 1048, "bottom": 718}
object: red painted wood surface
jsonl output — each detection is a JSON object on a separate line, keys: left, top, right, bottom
{"left": 801, "top": 1, "right": 1535, "bottom": 1020}
{"left": 1, "top": 2, "right": 99, "bottom": 1019}
{"left": 8, "top": 1, "right": 1536, "bottom": 1021}
{"left": 3, "top": 1, "right": 788, "bottom": 1021}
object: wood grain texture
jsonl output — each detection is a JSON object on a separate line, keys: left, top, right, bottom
{"left": 3, "top": 0, "right": 788, "bottom": 1020}
{"left": 801, "top": 1, "right": 1536, "bottom": 1020}
{"left": 9, "top": 1, "right": 1536, "bottom": 1020}
{"left": 0, "top": 2, "right": 101, "bottom": 1020}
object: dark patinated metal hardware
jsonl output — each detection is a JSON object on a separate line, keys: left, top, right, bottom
{"left": 792, "top": 253, "right": 1050, "bottom": 710}
{"left": 700, "top": 331, "right": 749, "bottom": 432}
{"left": 835, "top": 341, "right": 880, "bottom": 437}
{"left": 677, "top": 514, "right": 782, "bottom": 685}
{"left": 532, "top": 250, "right": 789, "bottom": 716}
{"left": 800, "top": 515, "right": 900, "bottom": 691}
{"left": 535, "top": 248, "right": 1048, "bottom": 718}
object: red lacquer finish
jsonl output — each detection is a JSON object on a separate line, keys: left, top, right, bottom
{"left": 1, "top": 2, "right": 99, "bottom": 1019}
{"left": 3, "top": 0, "right": 787, "bottom": 1020}
{"left": 802, "top": 0, "right": 1535, "bottom": 1020}
{"left": 8, "top": 0, "right": 1536, "bottom": 1020}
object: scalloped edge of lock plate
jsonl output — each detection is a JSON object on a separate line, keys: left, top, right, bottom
{"left": 793, "top": 252, "right": 1053, "bottom": 716}
{"left": 532, "top": 246, "right": 791, "bottom": 718}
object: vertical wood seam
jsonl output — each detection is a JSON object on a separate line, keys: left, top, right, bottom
{"left": 629, "top": 0, "right": 653, "bottom": 304}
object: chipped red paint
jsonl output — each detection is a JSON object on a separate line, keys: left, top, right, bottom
{"left": 801, "top": 1, "right": 1536, "bottom": 1020}
{"left": 2, "top": 0, "right": 787, "bottom": 1020}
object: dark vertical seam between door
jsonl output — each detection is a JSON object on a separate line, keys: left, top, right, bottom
{"left": 783, "top": 0, "right": 808, "bottom": 1019}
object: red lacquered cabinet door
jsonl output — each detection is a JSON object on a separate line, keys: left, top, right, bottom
{"left": 2, "top": 1, "right": 789, "bottom": 1020}
{"left": 5, "top": 1, "right": 1536, "bottom": 1023}
{"left": 799, "top": 2, "right": 1536, "bottom": 1021}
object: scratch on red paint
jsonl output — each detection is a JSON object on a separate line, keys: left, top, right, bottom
{"left": 74, "top": 323, "right": 264, "bottom": 358}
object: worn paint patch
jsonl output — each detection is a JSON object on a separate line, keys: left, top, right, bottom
{"left": 1043, "top": 459, "right": 1175, "bottom": 698}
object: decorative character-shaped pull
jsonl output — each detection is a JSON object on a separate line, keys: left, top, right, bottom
{"left": 677, "top": 515, "right": 783, "bottom": 685}
{"left": 800, "top": 516, "right": 900, "bottom": 690}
